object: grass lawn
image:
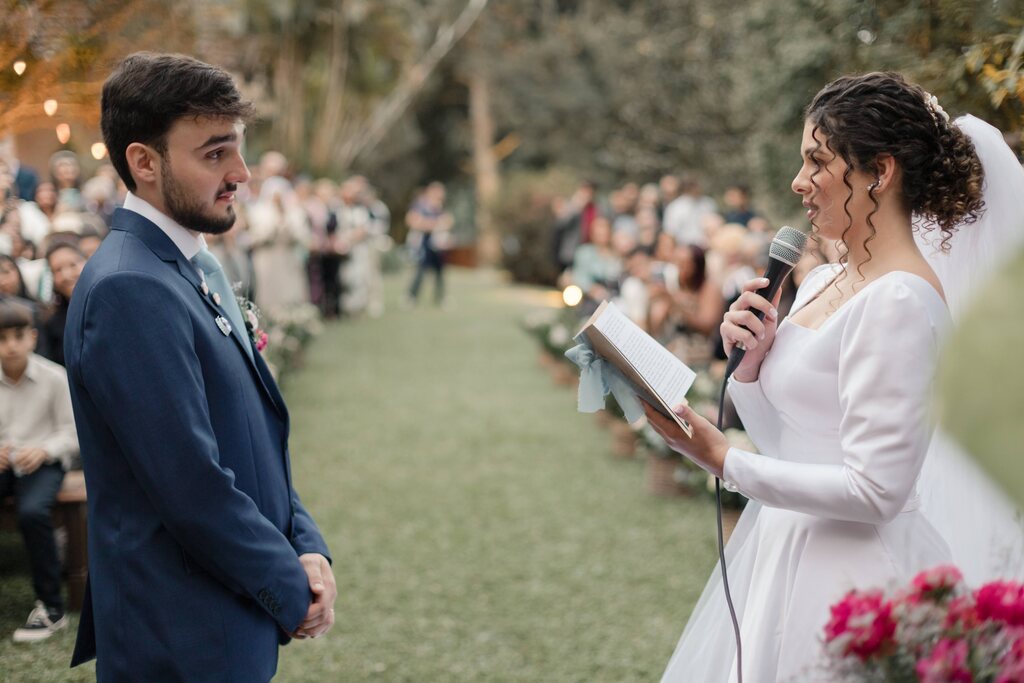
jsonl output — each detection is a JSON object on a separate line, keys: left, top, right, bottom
{"left": 0, "top": 267, "right": 720, "bottom": 682}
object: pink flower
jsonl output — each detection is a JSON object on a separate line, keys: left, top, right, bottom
{"left": 976, "top": 581, "right": 1024, "bottom": 627}
{"left": 824, "top": 589, "right": 896, "bottom": 660}
{"left": 255, "top": 330, "right": 269, "bottom": 352}
{"left": 913, "top": 565, "right": 964, "bottom": 602}
{"left": 915, "top": 639, "right": 973, "bottom": 683}
{"left": 997, "top": 629, "right": 1024, "bottom": 683}
{"left": 944, "top": 594, "right": 981, "bottom": 632}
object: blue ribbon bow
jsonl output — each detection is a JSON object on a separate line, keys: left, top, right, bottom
{"left": 564, "top": 339, "right": 645, "bottom": 424}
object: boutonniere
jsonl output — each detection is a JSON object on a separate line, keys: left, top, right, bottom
{"left": 234, "top": 287, "right": 269, "bottom": 352}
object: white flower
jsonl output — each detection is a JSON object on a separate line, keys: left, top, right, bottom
{"left": 925, "top": 93, "right": 949, "bottom": 123}
{"left": 547, "top": 325, "right": 570, "bottom": 348}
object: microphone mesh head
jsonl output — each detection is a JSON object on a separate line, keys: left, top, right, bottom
{"left": 770, "top": 226, "right": 807, "bottom": 266}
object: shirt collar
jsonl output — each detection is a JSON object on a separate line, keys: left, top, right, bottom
{"left": 1, "top": 354, "right": 39, "bottom": 387}
{"left": 122, "top": 192, "right": 206, "bottom": 261}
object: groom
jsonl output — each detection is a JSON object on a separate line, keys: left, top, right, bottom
{"left": 65, "top": 53, "right": 335, "bottom": 681}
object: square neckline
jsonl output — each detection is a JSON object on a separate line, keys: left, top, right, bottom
{"left": 783, "top": 267, "right": 946, "bottom": 333}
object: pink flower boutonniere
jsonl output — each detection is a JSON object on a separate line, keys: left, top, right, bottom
{"left": 235, "top": 292, "right": 269, "bottom": 352}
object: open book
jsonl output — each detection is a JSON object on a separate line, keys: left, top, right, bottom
{"left": 575, "top": 301, "right": 696, "bottom": 437}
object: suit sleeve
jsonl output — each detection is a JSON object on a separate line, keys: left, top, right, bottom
{"left": 78, "top": 272, "right": 311, "bottom": 632}
{"left": 723, "top": 281, "right": 939, "bottom": 524}
{"left": 289, "top": 485, "right": 331, "bottom": 562}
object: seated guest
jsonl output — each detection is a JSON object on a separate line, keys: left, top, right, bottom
{"left": 0, "top": 253, "right": 32, "bottom": 300}
{"left": 0, "top": 298, "right": 79, "bottom": 642}
{"left": 571, "top": 216, "right": 621, "bottom": 313}
{"left": 0, "top": 254, "right": 49, "bottom": 359}
{"left": 40, "top": 242, "right": 86, "bottom": 367}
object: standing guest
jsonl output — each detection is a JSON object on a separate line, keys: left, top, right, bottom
{"left": 362, "top": 181, "right": 390, "bottom": 318}
{"left": 296, "top": 177, "right": 330, "bottom": 314}
{"left": 721, "top": 184, "right": 758, "bottom": 227}
{"left": 406, "top": 181, "right": 453, "bottom": 307}
{"left": 40, "top": 242, "right": 85, "bottom": 367}
{"left": 206, "top": 204, "right": 256, "bottom": 300}
{"left": 64, "top": 53, "right": 334, "bottom": 681}
{"left": 248, "top": 174, "right": 311, "bottom": 313}
{"left": 551, "top": 180, "right": 597, "bottom": 271}
{"left": 663, "top": 175, "right": 718, "bottom": 247}
{"left": 0, "top": 298, "right": 79, "bottom": 642}
{"left": 336, "top": 177, "right": 372, "bottom": 316}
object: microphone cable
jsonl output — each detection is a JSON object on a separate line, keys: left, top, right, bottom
{"left": 714, "top": 379, "right": 743, "bottom": 683}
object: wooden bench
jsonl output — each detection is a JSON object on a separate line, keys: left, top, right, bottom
{"left": 0, "top": 470, "right": 88, "bottom": 612}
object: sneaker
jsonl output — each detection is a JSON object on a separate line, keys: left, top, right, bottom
{"left": 12, "top": 601, "right": 67, "bottom": 643}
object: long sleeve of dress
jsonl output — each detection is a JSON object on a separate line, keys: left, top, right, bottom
{"left": 727, "top": 376, "right": 781, "bottom": 458}
{"left": 723, "top": 279, "right": 942, "bottom": 524}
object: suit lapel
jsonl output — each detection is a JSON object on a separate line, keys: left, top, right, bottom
{"left": 111, "top": 209, "right": 286, "bottom": 418}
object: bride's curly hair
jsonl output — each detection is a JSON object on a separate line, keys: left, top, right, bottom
{"left": 806, "top": 72, "right": 984, "bottom": 261}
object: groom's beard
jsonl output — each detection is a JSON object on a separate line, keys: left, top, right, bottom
{"left": 161, "top": 158, "right": 236, "bottom": 235}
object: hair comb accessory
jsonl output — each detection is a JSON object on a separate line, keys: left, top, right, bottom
{"left": 923, "top": 92, "right": 950, "bottom": 124}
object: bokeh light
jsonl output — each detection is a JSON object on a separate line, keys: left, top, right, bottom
{"left": 562, "top": 285, "right": 583, "bottom": 307}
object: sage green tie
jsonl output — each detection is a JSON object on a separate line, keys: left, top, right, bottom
{"left": 191, "top": 248, "right": 252, "bottom": 360}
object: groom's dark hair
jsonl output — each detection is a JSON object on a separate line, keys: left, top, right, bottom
{"left": 101, "top": 52, "right": 255, "bottom": 192}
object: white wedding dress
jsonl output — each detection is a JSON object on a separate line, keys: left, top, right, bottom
{"left": 661, "top": 266, "right": 952, "bottom": 683}
{"left": 660, "top": 115, "right": 1024, "bottom": 683}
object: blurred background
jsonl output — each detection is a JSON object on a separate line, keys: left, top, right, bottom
{"left": 1, "top": 1, "right": 1023, "bottom": 681}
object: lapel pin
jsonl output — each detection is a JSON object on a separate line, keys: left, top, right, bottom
{"left": 200, "top": 282, "right": 210, "bottom": 296}
{"left": 215, "top": 316, "right": 232, "bottom": 336}
{"left": 212, "top": 292, "right": 222, "bottom": 306}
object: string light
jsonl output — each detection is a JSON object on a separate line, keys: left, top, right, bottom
{"left": 562, "top": 285, "right": 583, "bottom": 307}
{"left": 13, "top": 61, "right": 26, "bottom": 76}
{"left": 56, "top": 124, "right": 71, "bottom": 144}
{"left": 90, "top": 142, "right": 107, "bottom": 160}
{"left": 43, "top": 99, "right": 58, "bottom": 116}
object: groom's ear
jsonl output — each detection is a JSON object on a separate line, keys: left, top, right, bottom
{"left": 124, "top": 142, "right": 160, "bottom": 190}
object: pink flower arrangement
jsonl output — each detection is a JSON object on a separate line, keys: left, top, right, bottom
{"left": 824, "top": 566, "right": 1024, "bottom": 682}
{"left": 914, "top": 639, "right": 971, "bottom": 682}
{"left": 825, "top": 589, "right": 897, "bottom": 660}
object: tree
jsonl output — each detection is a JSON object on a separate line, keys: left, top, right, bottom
{"left": 0, "top": 0, "right": 195, "bottom": 134}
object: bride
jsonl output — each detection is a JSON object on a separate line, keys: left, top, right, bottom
{"left": 643, "top": 72, "right": 1024, "bottom": 682}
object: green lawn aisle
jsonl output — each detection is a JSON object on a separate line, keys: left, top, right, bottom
{"left": 0, "top": 267, "right": 720, "bottom": 682}
{"left": 277, "top": 268, "right": 719, "bottom": 682}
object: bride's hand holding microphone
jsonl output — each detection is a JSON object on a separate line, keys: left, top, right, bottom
{"left": 721, "top": 277, "right": 782, "bottom": 383}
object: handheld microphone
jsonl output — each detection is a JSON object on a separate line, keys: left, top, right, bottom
{"left": 723, "top": 226, "right": 807, "bottom": 381}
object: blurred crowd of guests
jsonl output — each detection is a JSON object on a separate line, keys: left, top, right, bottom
{"left": 0, "top": 143, "right": 412, "bottom": 373}
{"left": 553, "top": 174, "right": 839, "bottom": 364}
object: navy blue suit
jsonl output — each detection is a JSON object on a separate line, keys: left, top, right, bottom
{"left": 64, "top": 208, "right": 330, "bottom": 682}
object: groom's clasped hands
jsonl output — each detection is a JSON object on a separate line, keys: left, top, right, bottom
{"left": 290, "top": 553, "right": 338, "bottom": 640}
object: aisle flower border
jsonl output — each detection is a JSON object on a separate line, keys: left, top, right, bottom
{"left": 824, "top": 565, "right": 1024, "bottom": 682}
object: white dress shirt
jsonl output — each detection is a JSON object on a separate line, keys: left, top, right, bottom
{"left": 0, "top": 353, "right": 79, "bottom": 470}
{"left": 122, "top": 192, "right": 205, "bottom": 262}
